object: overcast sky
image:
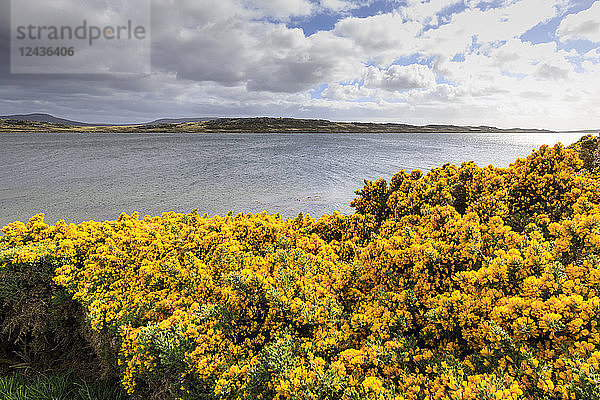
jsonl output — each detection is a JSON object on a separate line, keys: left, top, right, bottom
{"left": 1, "top": 0, "right": 599, "bottom": 129}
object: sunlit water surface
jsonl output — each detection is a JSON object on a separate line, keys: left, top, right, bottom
{"left": 0, "top": 131, "right": 591, "bottom": 226}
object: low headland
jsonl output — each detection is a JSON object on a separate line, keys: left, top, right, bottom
{"left": 0, "top": 113, "right": 560, "bottom": 133}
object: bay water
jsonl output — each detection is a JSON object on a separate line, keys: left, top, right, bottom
{"left": 0, "top": 131, "right": 591, "bottom": 227}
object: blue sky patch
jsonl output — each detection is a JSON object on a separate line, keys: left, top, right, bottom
{"left": 288, "top": 13, "right": 340, "bottom": 36}
{"left": 310, "top": 83, "right": 328, "bottom": 99}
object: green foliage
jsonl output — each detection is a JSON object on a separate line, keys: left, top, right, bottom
{"left": 0, "top": 373, "right": 126, "bottom": 400}
{"left": 350, "top": 178, "right": 391, "bottom": 231}
{"left": 570, "top": 134, "right": 600, "bottom": 173}
{"left": 0, "top": 235, "right": 109, "bottom": 381}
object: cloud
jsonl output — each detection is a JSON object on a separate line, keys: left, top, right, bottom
{"left": 322, "top": 82, "right": 371, "bottom": 100}
{"left": 148, "top": 1, "right": 368, "bottom": 93}
{"left": 1, "top": 0, "right": 600, "bottom": 130}
{"left": 10, "top": 0, "right": 151, "bottom": 74}
{"left": 242, "top": 0, "right": 313, "bottom": 19}
{"left": 535, "top": 63, "right": 569, "bottom": 81}
{"left": 557, "top": 2, "right": 600, "bottom": 43}
{"left": 333, "top": 13, "right": 422, "bottom": 64}
{"left": 363, "top": 64, "right": 436, "bottom": 90}
{"left": 399, "top": 0, "right": 463, "bottom": 25}
{"left": 419, "top": 0, "right": 562, "bottom": 58}
{"left": 317, "top": 0, "right": 369, "bottom": 13}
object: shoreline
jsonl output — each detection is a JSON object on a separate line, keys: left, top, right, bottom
{"left": 0, "top": 116, "right": 561, "bottom": 134}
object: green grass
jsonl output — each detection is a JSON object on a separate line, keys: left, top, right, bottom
{"left": 0, "top": 372, "right": 127, "bottom": 400}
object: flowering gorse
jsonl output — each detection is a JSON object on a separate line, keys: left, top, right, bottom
{"left": 1, "top": 136, "right": 600, "bottom": 400}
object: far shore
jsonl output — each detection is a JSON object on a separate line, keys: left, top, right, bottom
{"left": 0, "top": 116, "right": 568, "bottom": 134}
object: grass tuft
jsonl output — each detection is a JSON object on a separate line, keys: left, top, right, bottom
{"left": 0, "top": 373, "right": 127, "bottom": 400}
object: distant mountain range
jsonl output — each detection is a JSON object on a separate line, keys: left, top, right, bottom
{"left": 0, "top": 113, "right": 218, "bottom": 126}
{"left": 0, "top": 113, "right": 588, "bottom": 134}
{"left": 0, "top": 113, "right": 99, "bottom": 126}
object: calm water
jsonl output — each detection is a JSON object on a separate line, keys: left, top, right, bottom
{"left": 0, "top": 131, "right": 591, "bottom": 227}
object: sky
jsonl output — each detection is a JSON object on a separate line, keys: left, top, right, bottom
{"left": 1, "top": 0, "right": 600, "bottom": 129}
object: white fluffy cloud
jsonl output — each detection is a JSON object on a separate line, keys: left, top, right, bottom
{"left": 317, "top": 0, "right": 373, "bottom": 13}
{"left": 322, "top": 82, "right": 372, "bottom": 100}
{"left": 363, "top": 64, "right": 436, "bottom": 90}
{"left": 242, "top": 0, "right": 313, "bottom": 19}
{"left": 557, "top": 1, "right": 600, "bottom": 42}
{"left": 419, "top": 0, "right": 562, "bottom": 59}
{"left": 399, "top": 0, "right": 463, "bottom": 25}
{"left": 333, "top": 13, "right": 422, "bottom": 65}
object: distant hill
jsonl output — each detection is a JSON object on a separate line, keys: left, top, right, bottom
{"left": 0, "top": 114, "right": 564, "bottom": 134}
{"left": 0, "top": 113, "right": 219, "bottom": 126}
{"left": 0, "top": 113, "right": 97, "bottom": 126}
{"left": 198, "top": 118, "right": 556, "bottom": 134}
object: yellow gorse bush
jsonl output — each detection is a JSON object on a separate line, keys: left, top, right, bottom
{"left": 2, "top": 135, "right": 600, "bottom": 400}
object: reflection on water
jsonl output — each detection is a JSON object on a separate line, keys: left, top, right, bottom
{"left": 0, "top": 131, "right": 590, "bottom": 226}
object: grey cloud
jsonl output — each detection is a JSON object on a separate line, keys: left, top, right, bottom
{"left": 535, "top": 63, "right": 569, "bottom": 81}
{"left": 246, "top": 59, "right": 331, "bottom": 92}
{"left": 149, "top": 2, "right": 331, "bottom": 92}
{"left": 520, "top": 90, "right": 549, "bottom": 99}
{"left": 557, "top": 2, "right": 600, "bottom": 42}
{"left": 563, "top": 20, "right": 600, "bottom": 36}
{"left": 333, "top": 13, "right": 421, "bottom": 53}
